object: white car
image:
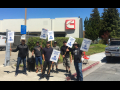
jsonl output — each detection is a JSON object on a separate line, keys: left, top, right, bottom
{"left": 0, "top": 35, "right": 6, "bottom": 50}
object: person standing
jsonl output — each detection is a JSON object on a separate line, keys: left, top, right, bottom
{"left": 61, "top": 41, "right": 72, "bottom": 75}
{"left": 71, "top": 42, "right": 84, "bottom": 81}
{"left": 32, "top": 41, "right": 43, "bottom": 73}
{"left": 52, "top": 41, "right": 60, "bottom": 73}
{"left": 39, "top": 41, "right": 53, "bottom": 80}
{"left": 10, "top": 39, "right": 28, "bottom": 77}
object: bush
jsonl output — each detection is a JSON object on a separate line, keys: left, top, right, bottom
{"left": 98, "top": 39, "right": 106, "bottom": 44}
{"left": 27, "top": 37, "right": 83, "bottom": 52}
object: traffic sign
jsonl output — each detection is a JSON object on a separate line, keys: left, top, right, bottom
{"left": 21, "top": 25, "right": 26, "bottom": 34}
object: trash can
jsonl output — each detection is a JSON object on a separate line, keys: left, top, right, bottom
{"left": 27, "top": 56, "right": 35, "bottom": 72}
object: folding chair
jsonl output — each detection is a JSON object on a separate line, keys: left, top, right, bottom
{"left": 82, "top": 52, "right": 90, "bottom": 64}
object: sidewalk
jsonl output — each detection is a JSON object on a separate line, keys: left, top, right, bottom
{"left": 0, "top": 51, "right": 105, "bottom": 81}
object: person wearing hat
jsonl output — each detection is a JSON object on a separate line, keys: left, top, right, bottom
{"left": 32, "top": 41, "right": 43, "bottom": 73}
{"left": 71, "top": 42, "right": 84, "bottom": 81}
{"left": 61, "top": 41, "right": 72, "bottom": 75}
{"left": 39, "top": 41, "right": 53, "bottom": 80}
{"left": 52, "top": 41, "right": 60, "bottom": 73}
{"left": 10, "top": 39, "right": 28, "bottom": 77}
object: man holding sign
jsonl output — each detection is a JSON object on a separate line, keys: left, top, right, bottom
{"left": 71, "top": 42, "right": 84, "bottom": 81}
{"left": 39, "top": 41, "right": 53, "bottom": 80}
{"left": 52, "top": 41, "right": 60, "bottom": 73}
{"left": 10, "top": 39, "right": 28, "bottom": 76}
{"left": 61, "top": 41, "right": 72, "bottom": 74}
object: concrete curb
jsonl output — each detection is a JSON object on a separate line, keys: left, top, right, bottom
{"left": 66, "top": 61, "right": 100, "bottom": 81}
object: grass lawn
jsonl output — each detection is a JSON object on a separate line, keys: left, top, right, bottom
{"left": 16, "top": 44, "right": 107, "bottom": 67}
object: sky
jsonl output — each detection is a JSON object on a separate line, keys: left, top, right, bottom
{"left": 0, "top": 8, "right": 120, "bottom": 30}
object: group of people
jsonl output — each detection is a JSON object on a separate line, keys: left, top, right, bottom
{"left": 10, "top": 38, "right": 84, "bottom": 81}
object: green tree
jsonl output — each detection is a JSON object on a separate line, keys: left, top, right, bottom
{"left": 89, "top": 8, "right": 101, "bottom": 41}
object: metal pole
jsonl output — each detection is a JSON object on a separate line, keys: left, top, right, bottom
{"left": 25, "top": 8, "right": 27, "bottom": 40}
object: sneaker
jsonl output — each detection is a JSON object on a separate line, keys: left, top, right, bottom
{"left": 66, "top": 70, "right": 68, "bottom": 73}
{"left": 56, "top": 69, "right": 58, "bottom": 73}
{"left": 15, "top": 73, "right": 18, "bottom": 77}
{"left": 23, "top": 72, "right": 28, "bottom": 76}
{"left": 69, "top": 70, "right": 71, "bottom": 75}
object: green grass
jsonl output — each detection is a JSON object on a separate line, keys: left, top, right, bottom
{"left": 16, "top": 44, "right": 107, "bottom": 67}
{"left": 85, "top": 44, "right": 107, "bottom": 55}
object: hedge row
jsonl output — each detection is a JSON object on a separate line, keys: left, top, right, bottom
{"left": 27, "top": 37, "right": 83, "bottom": 52}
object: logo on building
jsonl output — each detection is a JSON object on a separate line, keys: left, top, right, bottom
{"left": 65, "top": 19, "right": 75, "bottom": 30}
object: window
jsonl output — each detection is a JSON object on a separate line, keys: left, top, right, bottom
{"left": 110, "top": 41, "right": 120, "bottom": 46}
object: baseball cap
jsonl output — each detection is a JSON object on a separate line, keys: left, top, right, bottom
{"left": 46, "top": 41, "right": 50, "bottom": 44}
{"left": 63, "top": 41, "right": 67, "bottom": 43}
{"left": 54, "top": 41, "right": 57, "bottom": 43}
{"left": 36, "top": 41, "right": 39, "bottom": 43}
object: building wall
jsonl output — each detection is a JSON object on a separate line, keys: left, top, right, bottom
{"left": 0, "top": 17, "right": 83, "bottom": 38}
{"left": 2, "top": 19, "right": 24, "bottom": 32}
{"left": 26, "top": 18, "right": 51, "bottom": 32}
{"left": 52, "top": 17, "right": 80, "bottom": 38}
{"left": 0, "top": 20, "right": 2, "bottom": 32}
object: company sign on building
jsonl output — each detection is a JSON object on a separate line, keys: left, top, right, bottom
{"left": 65, "top": 19, "right": 75, "bottom": 30}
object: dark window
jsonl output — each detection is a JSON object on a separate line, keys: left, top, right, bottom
{"left": 110, "top": 41, "right": 120, "bottom": 46}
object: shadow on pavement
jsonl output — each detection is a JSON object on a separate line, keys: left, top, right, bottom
{"left": 4, "top": 70, "right": 24, "bottom": 74}
{"left": 101, "top": 57, "right": 120, "bottom": 64}
{"left": 57, "top": 69, "right": 66, "bottom": 73}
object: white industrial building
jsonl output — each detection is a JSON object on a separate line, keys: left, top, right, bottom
{"left": 0, "top": 17, "right": 83, "bottom": 38}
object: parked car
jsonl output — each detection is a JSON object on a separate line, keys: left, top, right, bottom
{"left": 0, "top": 35, "right": 6, "bottom": 51}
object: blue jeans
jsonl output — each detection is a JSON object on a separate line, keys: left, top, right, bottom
{"left": 35, "top": 56, "right": 42, "bottom": 65}
{"left": 74, "top": 62, "right": 83, "bottom": 81}
{"left": 16, "top": 57, "right": 26, "bottom": 74}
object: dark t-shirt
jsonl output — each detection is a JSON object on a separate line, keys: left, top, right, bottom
{"left": 71, "top": 47, "right": 83, "bottom": 63}
{"left": 42, "top": 47, "right": 53, "bottom": 62}
{"left": 61, "top": 45, "right": 72, "bottom": 58}
{"left": 34, "top": 46, "right": 42, "bottom": 57}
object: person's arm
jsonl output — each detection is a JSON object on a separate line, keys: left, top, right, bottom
{"left": 42, "top": 48, "right": 45, "bottom": 61}
{"left": 32, "top": 50, "right": 34, "bottom": 56}
{"left": 70, "top": 48, "right": 73, "bottom": 63}
{"left": 10, "top": 45, "right": 19, "bottom": 52}
{"left": 61, "top": 47, "right": 65, "bottom": 58}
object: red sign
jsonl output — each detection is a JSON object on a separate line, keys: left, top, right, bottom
{"left": 65, "top": 19, "right": 75, "bottom": 30}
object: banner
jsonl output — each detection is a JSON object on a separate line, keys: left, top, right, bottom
{"left": 7, "top": 31, "right": 14, "bottom": 43}
{"left": 66, "top": 36, "right": 76, "bottom": 48}
{"left": 48, "top": 31, "right": 54, "bottom": 41}
{"left": 50, "top": 49, "right": 60, "bottom": 63}
{"left": 40, "top": 28, "right": 48, "bottom": 39}
{"left": 80, "top": 38, "right": 92, "bottom": 52}
{"left": 21, "top": 35, "right": 26, "bottom": 39}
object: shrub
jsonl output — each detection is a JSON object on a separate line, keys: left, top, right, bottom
{"left": 27, "top": 37, "right": 83, "bottom": 52}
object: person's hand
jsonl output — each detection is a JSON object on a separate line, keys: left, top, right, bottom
{"left": 70, "top": 60, "right": 72, "bottom": 64}
{"left": 10, "top": 48, "right": 12, "bottom": 51}
{"left": 62, "top": 55, "right": 65, "bottom": 58}
{"left": 58, "top": 57, "right": 60, "bottom": 60}
{"left": 66, "top": 48, "right": 69, "bottom": 52}
{"left": 43, "top": 59, "right": 45, "bottom": 61}
{"left": 40, "top": 45, "right": 42, "bottom": 48}
{"left": 52, "top": 62, "right": 54, "bottom": 64}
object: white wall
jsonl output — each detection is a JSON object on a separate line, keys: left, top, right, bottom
{"left": 0, "top": 17, "right": 83, "bottom": 38}
{"left": 26, "top": 18, "right": 51, "bottom": 32}
{"left": 52, "top": 17, "right": 80, "bottom": 38}
{"left": 2, "top": 19, "right": 24, "bottom": 32}
{"left": 0, "top": 20, "right": 2, "bottom": 32}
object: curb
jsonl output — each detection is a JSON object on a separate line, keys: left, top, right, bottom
{"left": 66, "top": 61, "right": 100, "bottom": 81}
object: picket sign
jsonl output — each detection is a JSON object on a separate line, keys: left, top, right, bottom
{"left": 8, "top": 31, "right": 14, "bottom": 56}
{"left": 40, "top": 28, "right": 48, "bottom": 45}
{"left": 80, "top": 38, "right": 92, "bottom": 52}
{"left": 64, "top": 36, "right": 76, "bottom": 56}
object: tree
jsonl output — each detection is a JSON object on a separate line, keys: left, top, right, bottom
{"left": 84, "top": 17, "right": 93, "bottom": 40}
{"left": 101, "top": 31, "right": 110, "bottom": 44}
{"left": 89, "top": 8, "right": 101, "bottom": 41}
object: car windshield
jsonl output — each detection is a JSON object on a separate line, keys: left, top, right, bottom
{"left": 110, "top": 41, "right": 120, "bottom": 46}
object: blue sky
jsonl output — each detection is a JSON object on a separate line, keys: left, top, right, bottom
{"left": 0, "top": 8, "right": 120, "bottom": 30}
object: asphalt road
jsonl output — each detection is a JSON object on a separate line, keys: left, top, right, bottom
{"left": 84, "top": 57, "right": 120, "bottom": 81}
